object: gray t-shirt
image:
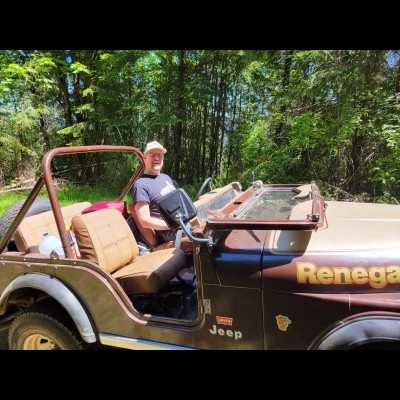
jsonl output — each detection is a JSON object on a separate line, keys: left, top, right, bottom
{"left": 132, "top": 173, "right": 187, "bottom": 243}
{"left": 132, "top": 172, "right": 176, "bottom": 219}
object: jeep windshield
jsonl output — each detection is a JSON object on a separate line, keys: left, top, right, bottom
{"left": 234, "top": 187, "right": 309, "bottom": 220}
{"left": 205, "top": 183, "right": 325, "bottom": 231}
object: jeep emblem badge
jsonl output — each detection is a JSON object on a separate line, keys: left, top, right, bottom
{"left": 216, "top": 316, "right": 233, "bottom": 326}
{"left": 276, "top": 315, "right": 292, "bottom": 331}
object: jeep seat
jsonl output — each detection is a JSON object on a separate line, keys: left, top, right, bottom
{"left": 14, "top": 201, "right": 92, "bottom": 253}
{"left": 72, "top": 208, "right": 186, "bottom": 295}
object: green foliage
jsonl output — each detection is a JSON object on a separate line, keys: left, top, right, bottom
{"left": 1, "top": 49, "right": 400, "bottom": 203}
{"left": 57, "top": 122, "right": 86, "bottom": 141}
{"left": 0, "top": 184, "right": 122, "bottom": 217}
{"left": 56, "top": 183, "right": 121, "bottom": 205}
{"left": 0, "top": 191, "right": 33, "bottom": 216}
{"left": 70, "top": 62, "right": 91, "bottom": 75}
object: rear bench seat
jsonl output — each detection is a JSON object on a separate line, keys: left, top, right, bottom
{"left": 13, "top": 202, "right": 92, "bottom": 253}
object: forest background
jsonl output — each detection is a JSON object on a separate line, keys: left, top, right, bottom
{"left": 1, "top": 50, "right": 400, "bottom": 204}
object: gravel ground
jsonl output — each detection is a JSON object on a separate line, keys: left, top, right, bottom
{"left": 0, "top": 330, "right": 9, "bottom": 350}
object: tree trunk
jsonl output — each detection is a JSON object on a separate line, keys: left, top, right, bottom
{"left": 174, "top": 50, "right": 185, "bottom": 180}
{"left": 274, "top": 50, "right": 293, "bottom": 144}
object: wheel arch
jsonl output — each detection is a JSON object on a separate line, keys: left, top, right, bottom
{"left": 310, "top": 315, "right": 400, "bottom": 350}
{"left": 0, "top": 273, "right": 97, "bottom": 343}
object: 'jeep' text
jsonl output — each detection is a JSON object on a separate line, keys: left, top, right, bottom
{"left": 209, "top": 325, "right": 243, "bottom": 340}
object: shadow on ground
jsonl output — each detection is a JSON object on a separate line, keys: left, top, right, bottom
{"left": 0, "top": 330, "right": 8, "bottom": 350}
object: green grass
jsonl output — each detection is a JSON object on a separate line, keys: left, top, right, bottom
{"left": 0, "top": 183, "right": 127, "bottom": 217}
{"left": 56, "top": 183, "right": 128, "bottom": 205}
{"left": 0, "top": 191, "right": 32, "bottom": 216}
{"left": 0, "top": 181, "right": 201, "bottom": 217}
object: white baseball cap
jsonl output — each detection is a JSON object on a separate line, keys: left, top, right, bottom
{"left": 144, "top": 141, "right": 167, "bottom": 154}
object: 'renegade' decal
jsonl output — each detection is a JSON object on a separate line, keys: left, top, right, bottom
{"left": 297, "top": 262, "right": 400, "bottom": 288}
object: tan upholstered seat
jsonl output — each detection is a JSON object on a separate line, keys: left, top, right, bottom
{"left": 71, "top": 208, "right": 186, "bottom": 295}
{"left": 14, "top": 201, "right": 92, "bottom": 253}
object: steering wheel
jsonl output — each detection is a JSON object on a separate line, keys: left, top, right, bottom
{"left": 195, "top": 177, "right": 213, "bottom": 201}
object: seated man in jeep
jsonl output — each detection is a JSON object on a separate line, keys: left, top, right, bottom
{"left": 127, "top": 141, "right": 192, "bottom": 253}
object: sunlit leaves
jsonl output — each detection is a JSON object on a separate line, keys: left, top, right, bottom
{"left": 0, "top": 133, "right": 38, "bottom": 158}
{"left": 57, "top": 122, "right": 86, "bottom": 140}
{"left": 82, "top": 87, "right": 94, "bottom": 97}
{"left": 70, "top": 62, "right": 91, "bottom": 75}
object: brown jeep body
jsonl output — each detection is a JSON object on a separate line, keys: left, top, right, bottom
{"left": 0, "top": 145, "right": 399, "bottom": 350}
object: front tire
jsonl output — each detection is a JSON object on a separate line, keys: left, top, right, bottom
{"left": 8, "top": 302, "right": 86, "bottom": 350}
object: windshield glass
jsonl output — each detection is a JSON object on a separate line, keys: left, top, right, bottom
{"left": 236, "top": 188, "right": 309, "bottom": 220}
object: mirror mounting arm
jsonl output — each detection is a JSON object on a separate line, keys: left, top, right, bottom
{"left": 175, "top": 213, "right": 213, "bottom": 246}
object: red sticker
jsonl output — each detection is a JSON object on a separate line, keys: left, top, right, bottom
{"left": 216, "top": 316, "right": 233, "bottom": 326}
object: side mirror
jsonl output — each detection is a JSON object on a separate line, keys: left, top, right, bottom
{"left": 157, "top": 188, "right": 197, "bottom": 229}
{"left": 157, "top": 189, "right": 213, "bottom": 246}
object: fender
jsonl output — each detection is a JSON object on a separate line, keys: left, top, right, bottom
{"left": 0, "top": 273, "right": 96, "bottom": 343}
{"left": 311, "top": 316, "right": 400, "bottom": 350}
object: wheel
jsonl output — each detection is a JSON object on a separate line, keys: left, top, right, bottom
{"left": 8, "top": 301, "right": 87, "bottom": 350}
{"left": 0, "top": 198, "right": 53, "bottom": 244}
{"left": 195, "top": 177, "right": 213, "bottom": 201}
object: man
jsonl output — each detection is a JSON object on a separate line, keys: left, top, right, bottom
{"left": 131, "top": 141, "right": 180, "bottom": 246}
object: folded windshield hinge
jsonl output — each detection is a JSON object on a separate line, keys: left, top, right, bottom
{"left": 308, "top": 213, "right": 320, "bottom": 222}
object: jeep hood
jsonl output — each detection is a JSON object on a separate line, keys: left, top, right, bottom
{"left": 270, "top": 201, "right": 400, "bottom": 254}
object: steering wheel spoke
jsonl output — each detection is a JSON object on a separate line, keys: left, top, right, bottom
{"left": 195, "top": 177, "right": 213, "bottom": 201}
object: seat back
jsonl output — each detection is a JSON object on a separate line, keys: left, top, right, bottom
{"left": 72, "top": 208, "right": 139, "bottom": 273}
{"left": 14, "top": 201, "right": 92, "bottom": 252}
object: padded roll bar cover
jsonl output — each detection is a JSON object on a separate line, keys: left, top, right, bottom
{"left": 82, "top": 200, "right": 128, "bottom": 219}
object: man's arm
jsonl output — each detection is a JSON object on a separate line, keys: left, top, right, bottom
{"left": 134, "top": 201, "right": 170, "bottom": 230}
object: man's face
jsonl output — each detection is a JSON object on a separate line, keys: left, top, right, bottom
{"left": 144, "top": 150, "right": 165, "bottom": 174}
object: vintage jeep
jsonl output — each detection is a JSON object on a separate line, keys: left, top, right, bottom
{"left": 1, "top": 145, "right": 400, "bottom": 350}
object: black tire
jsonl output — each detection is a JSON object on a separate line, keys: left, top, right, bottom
{"left": 8, "top": 301, "right": 87, "bottom": 350}
{"left": 0, "top": 198, "right": 53, "bottom": 243}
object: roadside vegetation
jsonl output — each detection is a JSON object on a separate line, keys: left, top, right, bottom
{"left": 0, "top": 180, "right": 199, "bottom": 216}
{"left": 0, "top": 184, "right": 121, "bottom": 216}
{"left": 1, "top": 50, "right": 400, "bottom": 210}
